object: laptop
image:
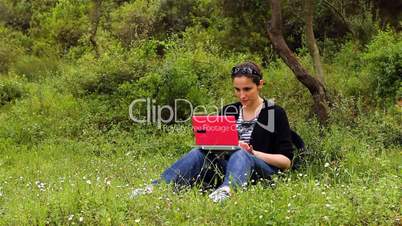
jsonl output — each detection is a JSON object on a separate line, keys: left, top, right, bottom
{"left": 192, "top": 115, "right": 240, "bottom": 151}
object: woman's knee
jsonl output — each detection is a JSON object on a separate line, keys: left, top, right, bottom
{"left": 185, "top": 148, "right": 207, "bottom": 162}
{"left": 230, "top": 149, "right": 254, "bottom": 162}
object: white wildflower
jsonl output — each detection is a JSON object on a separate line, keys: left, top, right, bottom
{"left": 79, "top": 216, "right": 84, "bottom": 222}
{"left": 135, "top": 219, "right": 140, "bottom": 223}
{"left": 86, "top": 180, "right": 91, "bottom": 185}
{"left": 35, "top": 181, "right": 46, "bottom": 191}
{"left": 68, "top": 214, "right": 74, "bottom": 221}
{"left": 324, "top": 162, "right": 330, "bottom": 167}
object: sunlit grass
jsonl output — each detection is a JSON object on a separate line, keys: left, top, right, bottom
{"left": 0, "top": 135, "right": 400, "bottom": 225}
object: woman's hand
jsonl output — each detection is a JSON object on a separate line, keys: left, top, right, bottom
{"left": 238, "top": 141, "right": 254, "bottom": 155}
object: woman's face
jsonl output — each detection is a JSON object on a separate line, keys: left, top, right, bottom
{"left": 233, "top": 76, "right": 264, "bottom": 107}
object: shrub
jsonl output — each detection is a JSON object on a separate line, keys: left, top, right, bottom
{"left": 111, "top": 0, "right": 161, "bottom": 46}
{"left": 354, "top": 108, "right": 402, "bottom": 149}
{"left": 0, "top": 42, "right": 17, "bottom": 73}
{"left": 0, "top": 0, "right": 32, "bottom": 31}
{"left": 0, "top": 79, "right": 25, "bottom": 106}
{"left": 58, "top": 39, "right": 164, "bottom": 131}
{"left": 11, "top": 55, "right": 60, "bottom": 81}
{"left": 0, "top": 25, "right": 28, "bottom": 73}
{"left": 0, "top": 85, "right": 88, "bottom": 144}
{"left": 117, "top": 44, "right": 242, "bottom": 121}
{"left": 363, "top": 30, "right": 402, "bottom": 103}
{"left": 40, "top": 0, "right": 90, "bottom": 53}
{"left": 329, "top": 41, "right": 370, "bottom": 98}
{"left": 75, "top": 38, "right": 160, "bottom": 96}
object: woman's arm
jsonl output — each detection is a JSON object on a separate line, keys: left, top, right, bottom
{"left": 239, "top": 141, "right": 291, "bottom": 170}
{"left": 251, "top": 149, "right": 291, "bottom": 170}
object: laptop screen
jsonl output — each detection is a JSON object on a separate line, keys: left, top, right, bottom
{"left": 192, "top": 115, "right": 238, "bottom": 146}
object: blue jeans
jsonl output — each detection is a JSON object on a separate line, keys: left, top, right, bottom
{"left": 159, "top": 148, "right": 279, "bottom": 189}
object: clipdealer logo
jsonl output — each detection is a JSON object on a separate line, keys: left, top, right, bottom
{"left": 128, "top": 98, "right": 275, "bottom": 132}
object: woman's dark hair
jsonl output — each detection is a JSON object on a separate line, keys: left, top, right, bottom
{"left": 231, "top": 61, "right": 263, "bottom": 85}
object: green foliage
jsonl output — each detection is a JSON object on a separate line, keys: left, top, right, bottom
{"left": 0, "top": 25, "right": 29, "bottom": 73}
{"left": 329, "top": 30, "right": 401, "bottom": 103}
{"left": 219, "top": 0, "right": 272, "bottom": 55}
{"left": 354, "top": 108, "right": 402, "bottom": 148}
{"left": 40, "top": 0, "right": 90, "bottom": 53}
{"left": 11, "top": 55, "right": 60, "bottom": 81}
{"left": 111, "top": 0, "right": 162, "bottom": 46}
{"left": 67, "top": 37, "right": 159, "bottom": 96}
{"left": 348, "top": 11, "right": 378, "bottom": 45}
{"left": 328, "top": 41, "right": 367, "bottom": 98}
{"left": 154, "top": 0, "right": 197, "bottom": 36}
{"left": 0, "top": 1, "right": 400, "bottom": 225}
{"left": 0, "top": 85, "right": 88, "bottom": 144}
{"left": 0, "top": 0, "right": 32, "bottom": 31}
{"left": 117, "top": 45, "right": 228, "bottom": 120}
{"left": 363, "top": 30, "right": 402, "bottom": 102}
{"left": 0, "top": 78, "right": 25, "bottom": 106}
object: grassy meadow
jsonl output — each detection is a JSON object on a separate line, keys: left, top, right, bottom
{"left": 0, "top": 0, "right": 401, "bottom": 225}
{"left": 0, "top": 45, "right": 400, "bottom": 224}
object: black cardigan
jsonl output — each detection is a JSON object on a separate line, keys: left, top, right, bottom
{"left": 220, "top": 99, "right": 294, "bottom": 160}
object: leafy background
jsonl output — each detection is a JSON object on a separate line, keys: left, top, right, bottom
{"left": 0, "top": 0, "right": 400, "bottom": 225}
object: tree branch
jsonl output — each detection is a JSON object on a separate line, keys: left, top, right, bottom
{"left": 322, "top": 0, "right": 354, "bottom": 35}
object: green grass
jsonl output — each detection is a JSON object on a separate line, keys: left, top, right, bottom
{"left": 0, "top": 128, "right": 400, "bottom": 225}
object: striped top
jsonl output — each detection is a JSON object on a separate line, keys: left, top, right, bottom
{"left": 236, "top": 106, "right": 261, "bottom": 144}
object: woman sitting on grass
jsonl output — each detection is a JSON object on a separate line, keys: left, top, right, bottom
{"left": 131, "top": 61, "right": 294, "bottom": 202}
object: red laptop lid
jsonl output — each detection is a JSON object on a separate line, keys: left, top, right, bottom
{"left": 192, "top": 115, "right": 238, "bottom": 146}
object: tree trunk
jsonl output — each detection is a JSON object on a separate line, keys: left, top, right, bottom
{"left": 90, "top": 0, "right": 101, "bottom": 58}
{"left": 304, "top": 0, "right": 324, "bottom": 84}
{"left": 267, "top": 0, "right": 329, "bottom": 124}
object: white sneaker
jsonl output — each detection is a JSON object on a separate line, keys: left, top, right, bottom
{"left": 209, "top": 186, "right": 231, "bottom": 203}
{"left": 129, "top": 184, "right": 154, "bottom": 199}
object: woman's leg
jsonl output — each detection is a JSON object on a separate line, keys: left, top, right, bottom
{"left": 160, "top": 148, "right": 224, "bottom": 187}
{"left": 221, "top": 149, "right": 278, "bottom": 188}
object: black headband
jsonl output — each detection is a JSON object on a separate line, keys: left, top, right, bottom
{"left": 231, "top": 66, "right": 261, "bottom": 79}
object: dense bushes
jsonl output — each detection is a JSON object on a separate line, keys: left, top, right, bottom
{"left": 12, "top": 55, "right": 60, "bottom": 80}
{"left": 329, "top": 30, "right": 401, "bottom": 105}
{"left": 111, "top": 0, "right": 161, "bottom": 46}
{"left": 38, "top": 0, "right": 89, "bottom": 53}
{"left": 0, "top": 79, "right": 25, "bottom": 106}
{"left": 0, "top": 26, "right": 28, "bottom": 73}
{"left": 363, "top": 30, "right": 402, "bottom": 102}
